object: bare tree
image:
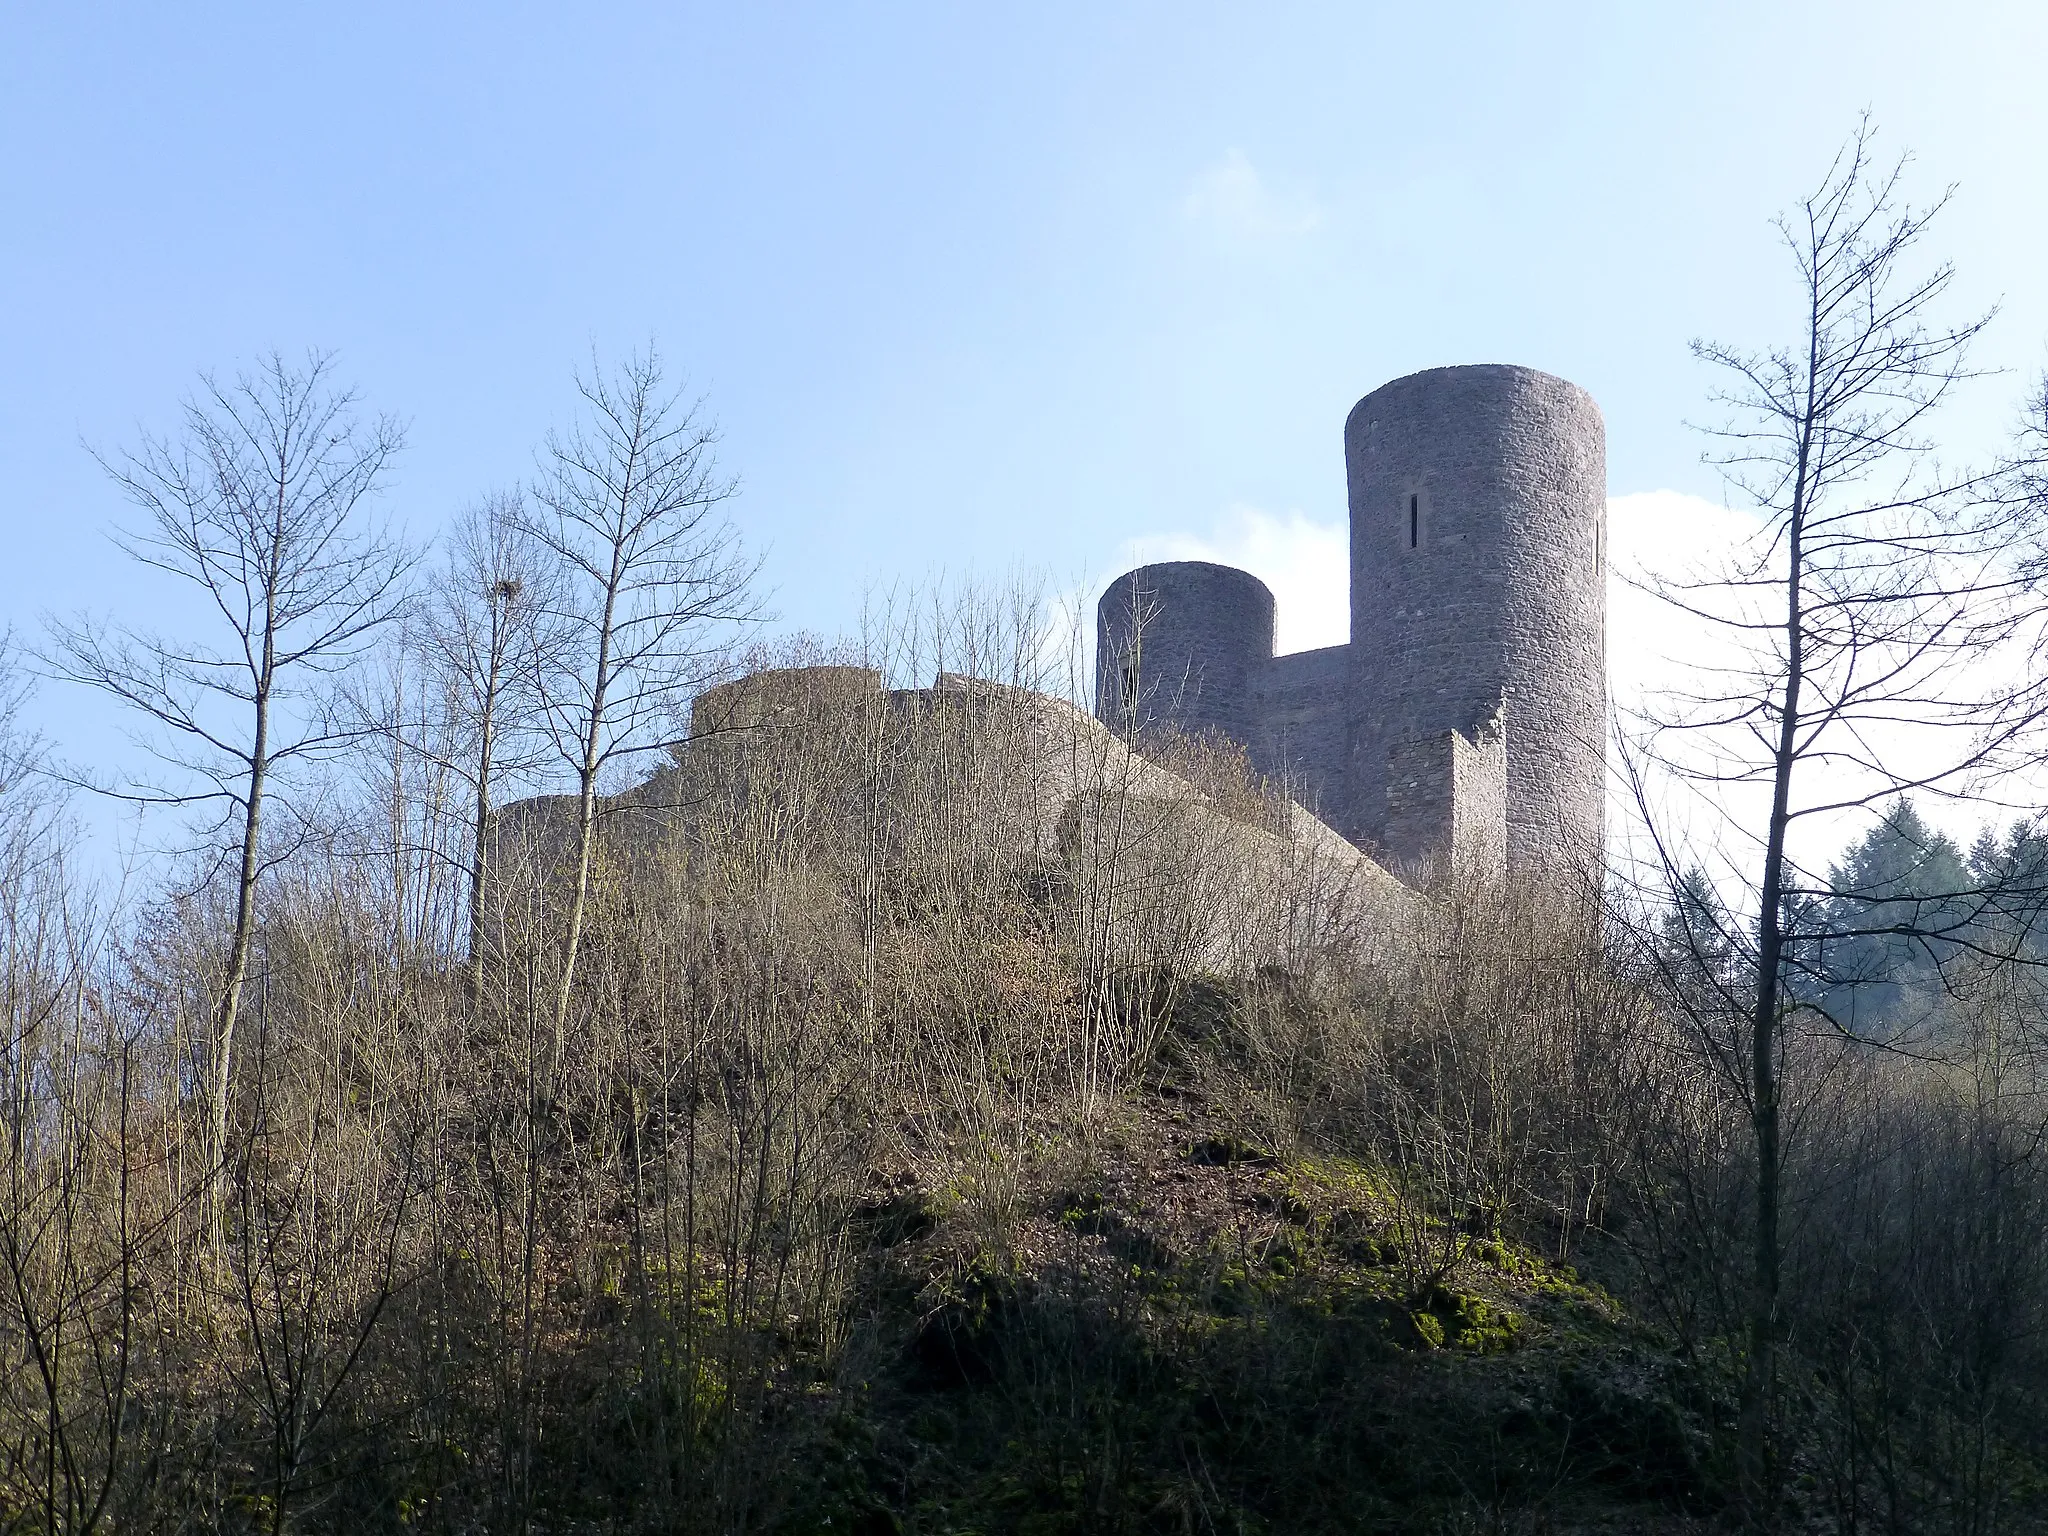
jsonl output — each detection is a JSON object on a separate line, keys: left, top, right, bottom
{"left": 520, "top": 347, "right": 757, "bottom": 1067}
{"left": 40, "top": 352, "right": 412, "bottom": 1246}
{"left": 1624, "top": 120, "right": 2048, "bottom": 1519}
{"left": 447, "top": 499, "right": 554, "bottom": 1001}
{"left": 385, "top": 493, "right": 561, "bottom": 999}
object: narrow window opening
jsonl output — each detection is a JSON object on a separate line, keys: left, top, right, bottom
{"left": 1408, "top": 493, "right": 1419, "bottom": 550}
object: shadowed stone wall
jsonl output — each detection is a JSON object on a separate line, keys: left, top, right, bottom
{"left": 1382, "top": 702, "right": 1507, "bottom": 888}
{"left": 1248, "top": 644, "right": 1350, "bottom": 825}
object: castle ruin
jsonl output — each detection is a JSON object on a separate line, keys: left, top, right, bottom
{"left": 1094, "top": 363, "right": 1606, "bottom": 891}
{"left": 498, "top": 363, "right": 1607, "bottom": 929}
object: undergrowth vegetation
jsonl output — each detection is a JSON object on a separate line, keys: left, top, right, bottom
{"left": 6, "top": 588, "right": 2047, "bottom": 1536}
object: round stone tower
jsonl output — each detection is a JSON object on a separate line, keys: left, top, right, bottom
{"left": 1344, "top": 364, "right": 1605, "bottom": 888}
{"left": 1095, "top": 561, "right": 1275, "bottom": 745}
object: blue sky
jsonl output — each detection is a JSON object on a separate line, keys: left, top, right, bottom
{"left": 6, "top": 1, "right": 2048, "bottom": 807}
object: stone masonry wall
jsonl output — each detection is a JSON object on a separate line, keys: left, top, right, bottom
{"left": 1248, "top": 643, "right": 1350, "bottom": 826}
{"left": 1381, "top": 701, "right": 1508, "bottom": 886}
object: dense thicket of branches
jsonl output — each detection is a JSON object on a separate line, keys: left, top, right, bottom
{"left": 8, "top": 576, "right": 2048, "bottom": 1531}
{"left": 9, "top": 242, "right": 2048, "bottom": 1529}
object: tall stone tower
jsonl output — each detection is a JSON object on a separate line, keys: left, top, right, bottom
{"left": 1093, "top": 362, "right": 1606, "bottom": 893}
{"left": 1345, "top": 364, "right": 1606, "bottom": 887}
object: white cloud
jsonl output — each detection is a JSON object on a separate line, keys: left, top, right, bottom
{"left": 1605, "top": 488, "right": 1764, "bottom": 720}
{"left": 1181, "top": 149, "right": 1324, "bottom": 240}
{"left": 1120, "top": 504, "right": 1348, "bottom": 655}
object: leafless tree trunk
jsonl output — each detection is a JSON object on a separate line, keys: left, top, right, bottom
{"left": 520, "top": 347, "right": 755, "bottom": 1071}
{"left": 396, "top": 494, "right": 557, "bottom": 1001}
{"left": 41, "top": 351, "right": 411, "bottom": 1250}
{"left": 1624, "top": 119, "right": 2048, "bottom": 1522}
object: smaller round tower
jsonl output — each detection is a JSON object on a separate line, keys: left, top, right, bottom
{"left": 1095, "top": 562, "right": 1275, "bottom": 744}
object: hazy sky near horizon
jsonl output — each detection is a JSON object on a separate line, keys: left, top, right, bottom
{"left": 6, "top": 2, "right": 2048, "bottom": 849}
